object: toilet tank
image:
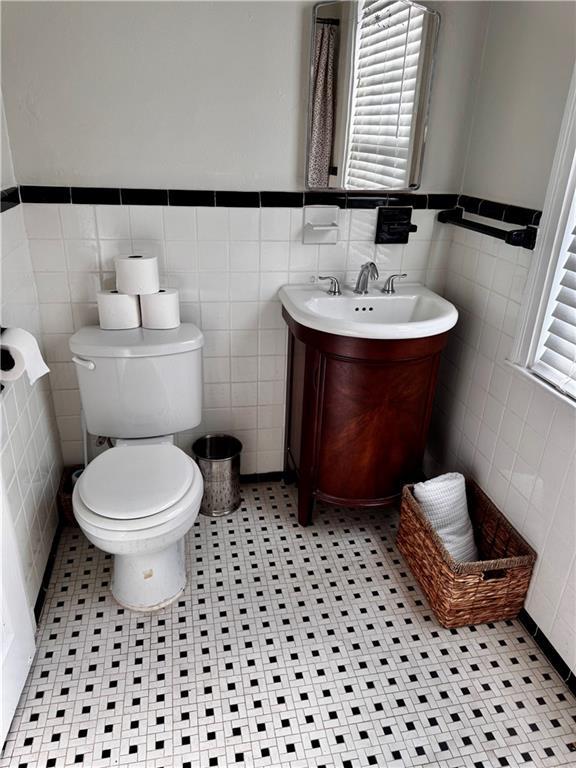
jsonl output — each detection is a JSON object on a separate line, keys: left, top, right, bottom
{"left": 69, "top": 324, "right": 204, "bottom": 438}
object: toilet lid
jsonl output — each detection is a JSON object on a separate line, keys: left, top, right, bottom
{"left": 78, "top": 445, "right": 195, "bottom": 519}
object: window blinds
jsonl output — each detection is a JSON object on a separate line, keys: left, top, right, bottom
{"left": 532, "top": 211, "right": 576, "bottom": 400}
{"left": 344, "top": 0, "right": 425, "bottom": 190}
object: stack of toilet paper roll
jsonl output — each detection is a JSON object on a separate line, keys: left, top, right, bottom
{"left": 97, "top": 255, "right": 181, "bottom": 330}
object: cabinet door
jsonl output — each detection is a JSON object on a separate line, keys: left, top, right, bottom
{"left": 316, "top": 353, "right": 438, "bottom": 502}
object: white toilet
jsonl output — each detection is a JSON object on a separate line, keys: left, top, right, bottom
{"left": 69, "top": 324, "right": 205, "bottom": 611}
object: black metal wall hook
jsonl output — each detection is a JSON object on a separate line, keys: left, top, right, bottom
{"left": 437, "top": 207, "right": 538, "bottom": 250}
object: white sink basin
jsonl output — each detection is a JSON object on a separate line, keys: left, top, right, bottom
{"left": 278, "top": 283, "right": 458, "bottom": 339}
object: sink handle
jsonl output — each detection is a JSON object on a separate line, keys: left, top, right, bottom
{"left": 382, "top": 273, "right": 407, "bottom": 295}
{"left": 318, "top": 276, "right": 342, "bottom": 296}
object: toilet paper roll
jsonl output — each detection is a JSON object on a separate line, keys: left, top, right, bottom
{"left": 115, "top": 255, "right": 160, "bottom": 295}
{"left": 140, "top": 289, "right": 181, "bottom": 329}
{"left": 97, "top": 290, "right": 141, "bottom": 329}
{"left": 0, "top": 327, "right": 50, "bottom": 385}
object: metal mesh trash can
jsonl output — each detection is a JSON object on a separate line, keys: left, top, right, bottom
{"left": 192, "top": 434, "right": 242, "bottom": 517}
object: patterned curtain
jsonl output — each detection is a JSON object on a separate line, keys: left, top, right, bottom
{"left": 309, "top": 22, "right": 339, "bottom": 188}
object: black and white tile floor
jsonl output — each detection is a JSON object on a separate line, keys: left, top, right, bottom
{"left": 2, "top": 482, "right": 575, "bottom": 768}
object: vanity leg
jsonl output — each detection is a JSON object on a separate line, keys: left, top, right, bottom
{"left": 297, "top": 481, "right": 314, "bottom": 526}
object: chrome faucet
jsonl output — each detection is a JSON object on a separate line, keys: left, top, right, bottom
{"left": 318, "top": 275, "right": 342, "bottom": 296}
{"left": 382, "top": 273, "right": 407, "bottom": 294}
{"left": 354, "top": 261, "right": 379, "bottom": 295}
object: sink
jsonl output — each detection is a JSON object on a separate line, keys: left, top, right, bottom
{"left": 278, "top": 283, "right": 458, "bottom": 339}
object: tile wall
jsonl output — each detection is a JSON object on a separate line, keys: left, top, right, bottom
{"left": 1, "top": 204, "right": 62, "bottom": 613}
{"left": 427, "top": 224, "right": 576, "bottom": 673}
{"left": 23, "top": 203, "right": 450, "bottom": 473}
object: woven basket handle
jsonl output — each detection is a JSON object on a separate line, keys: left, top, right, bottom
{"left": 482, "top": 568, "right": 508, "bottom": 581}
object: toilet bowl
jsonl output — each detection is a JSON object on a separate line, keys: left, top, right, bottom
{"left": 73, "top": 443, "right": 203, "bottom": 611}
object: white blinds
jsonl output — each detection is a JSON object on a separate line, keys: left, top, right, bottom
{"left": 344, "top": 0, "right": 425, "bottom": 190}
{"left": 532, "top": 213, "right": 576, "bottom": 399}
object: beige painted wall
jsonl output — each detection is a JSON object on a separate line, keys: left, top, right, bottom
{"left": 1, "top": 99, "right": 16, "bottom": 189}
{"left": 462, "top": 1, "right": 575, "bottom": 209}
{"left": 1, "top": 0, "right": 486, "bottom": 191}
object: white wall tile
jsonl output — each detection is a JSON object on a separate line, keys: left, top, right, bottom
{"left": 198, "top": 241, "right": 228, "bottom": 272}
{"left": 98, "top": 238, "right": 132, "bottom": 270}
{"left": 230, "top": 302, "right": 259, "bottom": 330}
{"left": 349, "top": 210, "right": 377, "bottom": 242}
{"left": 95, "top": 205, "right": 130, "bottom": 239}
{"left": 1, "top": 220, "right": 61, "bottom": 622}
{"left": 229, "top": 208, "right": 260, "bottom": 241}
{"left": 60, "top": 204, "right": 97, "bottom": 239}
{"left": 196, "top": 207, "right": 229, "bottom": 241}
{"left": 72, "top": 302, "right": 99, "bottom": 329}
{"left": 129, "top": 205, "right": 164, "bottom": 240}
{"left": 201, "top": 302, "right": 229, "bottom": 330}
{"left": 229, "top": 273, "right": 260, "bottom": 301}
{"left": 64, "top": 239, "right": 100, "bottom": 271}
{"left": 261, "top": 208, "right": 291, "bottom": 241}
{"left": 261, "top": 242, "right": 289, "bottom": 271}
{"left": 202, "top": 330, "right": 230, "bottom": 358}
{"left": 29, "top": 240, "right": 67, "bottom": 271}
{"left": 166, "top": 241, "right": 197, "bottom": 272}
{"left": 259, "top": 272, "right": 288, "bottom": 301}
{"left": 27, "top": 202, "right": 446, "bottom": 502}
{"left": 231, "top": 382, "right": 258, "bottom": 407}
{"left": 35, "top": 272, "right": 71, "bottom": 303}
{"left": 431, "top": 232, "right": 576, "bottom": 673}
{"left": 204, "top": 357, "right": 231, "bottom": 384}
{"left": 230, "top": 242, "right": 259, "bottom": 271}
{"left": 39, "top": 304, "right": 74, "bottom": 333}
{"left": 68, "top": 272, "right": 101, "bottom": 303}
{"left": 23, "top": 203, "right": 62, "bottom": 238}
{"left": 231, "top": 330, "right": 258, "bottom": 357}
{"left": 231, "top": 356, "right": 258, "bottom": 383}
{"left": 163, "top": 206, "right": 196, "bottom": 240}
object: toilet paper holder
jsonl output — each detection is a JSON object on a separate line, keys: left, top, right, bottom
{"left": 0, "top": 327, "right": 15, "bottom": 392}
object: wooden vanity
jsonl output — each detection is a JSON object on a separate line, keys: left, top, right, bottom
{"left": 283, "top": 308, "right": 449, "bottom": 526}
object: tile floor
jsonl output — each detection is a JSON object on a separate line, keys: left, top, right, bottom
{"left": 2, "top": 482, "right": 575, "bottom": 768}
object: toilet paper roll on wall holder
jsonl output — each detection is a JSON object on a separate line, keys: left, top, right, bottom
{"left": 0, "top": 327, "right": 15, "bottom": 393}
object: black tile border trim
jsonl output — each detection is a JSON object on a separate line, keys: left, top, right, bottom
{"left": 20, "top": 185, "right": 71, "bottom": 204}
{"left": 240, "top": 471, "right": 286, "bottom": 484}
{"left": 0, "top": 185, "right": 20, "bottom": 212}
{"left": 121, "top": 188, "right": 168, "bottom": 205}
{"left": 519, "top": 609, "right": 576, "bottom": 698}
{"left": 215, "top": 191, "right": 260, "bottom": 207}
{"left": 1, "top": 185, "right": 542, "bottom": 224}
{"left": 34, "top": 521, "right": 63, "bottom": 622}
{"left": 72, "top": 187, "right": 121, "bottom": 205}
{"left": 169, "top": 189, "right": 215, "bottom": 207}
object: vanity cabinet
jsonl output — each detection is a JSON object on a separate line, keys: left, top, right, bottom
{"left": 283, "top": 308, "right": 448, "bottom": 526}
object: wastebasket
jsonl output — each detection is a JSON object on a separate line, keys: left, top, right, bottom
{"left": 192, "top": 434, "right": 242, "bottom": 517}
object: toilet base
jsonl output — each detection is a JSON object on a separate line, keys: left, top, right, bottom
{"left": 111, "top": 538, "right": 186, "bottom": 611}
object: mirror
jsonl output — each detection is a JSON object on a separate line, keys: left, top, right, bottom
{"left": 306, "top": 0, "right": 440, "bottom": 191}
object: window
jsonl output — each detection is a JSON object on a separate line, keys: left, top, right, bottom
{"left": 344, "top": 0, "right": 426, "bottom": 190}
{"left": 512, "top": 72, "right": 576, "bottom": 403}
{"left": 531, "top": 192, "right": 576, "bottom": 398}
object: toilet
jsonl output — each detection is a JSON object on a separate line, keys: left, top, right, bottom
{"left": 69, "top": 324, "right": 205, "bottom": 611}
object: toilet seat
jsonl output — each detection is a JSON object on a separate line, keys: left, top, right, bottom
{"left": 78, "top": 444, "right": 195, "bottom": 520}
{"left": 74, "top": 445, "right": 203, "bottom": 533}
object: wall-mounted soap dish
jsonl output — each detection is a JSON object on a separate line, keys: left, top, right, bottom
{"left": 303, "top": 205, "right": 339, "bottom": 244}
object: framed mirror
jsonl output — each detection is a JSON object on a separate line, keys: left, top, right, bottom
{"left": 306, "top": 0, "right": 440, "bottom": 191}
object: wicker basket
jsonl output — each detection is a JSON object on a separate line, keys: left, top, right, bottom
{"left": 396, "top": 479, "right": 536, "bottom": 628}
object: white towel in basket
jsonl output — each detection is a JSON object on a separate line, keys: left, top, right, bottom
{"left": 413, "top": 473, "right": 478, "bottom": 562}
